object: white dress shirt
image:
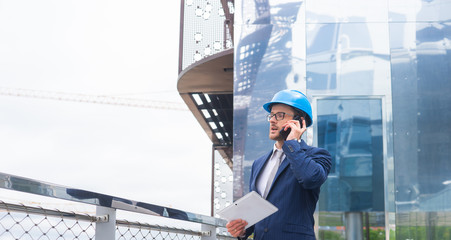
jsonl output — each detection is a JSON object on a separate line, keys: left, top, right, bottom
{"left": 256, "top": 144, "right": 285, "bottom": 197}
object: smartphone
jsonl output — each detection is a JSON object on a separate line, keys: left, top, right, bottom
{"left": 279, "top": 115, "right": 302, "bottom": 140}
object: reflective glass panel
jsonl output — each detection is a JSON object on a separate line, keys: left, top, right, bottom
{"left": 317, "top": 98, "right": 384, "bottom": 212}
{"left": 234, "top": 0, "right": 451, "bottom": 238}
{"left": 389, "top": 0, "right": 451, "bottom": 22}
{"left": 306, "top": 0, "right": 388, "bottom": 23}
{"left": 234, "top": 20, "right": 307, "bottom": 198}
{"left": 390, "top": 22, "right": 451, "bottom": 212}
{"left": 306, "top": 22, "right": 391, "bottom": 96}
{"left": 236, "top": 0, "right": 304, "bottom": 25}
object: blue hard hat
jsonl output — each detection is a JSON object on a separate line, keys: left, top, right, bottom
{"left": 263, "top": 90, "right": 313, "bottom": 127}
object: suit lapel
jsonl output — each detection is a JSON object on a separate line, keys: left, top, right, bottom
{"left": 274, "top": 155, "right": 289, "bottom": 182}
{"left": 253, "top": 141, "right": 308, "bottom": 197}
{"left": 268, "top": 141, "right": 306, "bottom": 193}
{"left": 250, "top": 150, "right": 273, "bottom": 192}
{"left": 267, "top": 154, "right": 291, "bottom": 197}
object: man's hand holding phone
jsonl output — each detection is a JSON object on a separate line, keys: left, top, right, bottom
{"left": 280, "top": 116, "right": 306, "bottom": 141}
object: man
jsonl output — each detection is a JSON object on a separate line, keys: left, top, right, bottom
{"left": 226, "top": 89, "right": 332, "bottom": 240}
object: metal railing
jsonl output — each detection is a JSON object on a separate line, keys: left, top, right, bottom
{"left": 0, "top": 172, "right": 235, "bottom": 240}
{"left": 0, "top": 201, "right": 96, "bottom": 239}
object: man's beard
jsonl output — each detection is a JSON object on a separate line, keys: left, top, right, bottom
{"left": 270, "top": 132, "right": 285, "bottom": 141}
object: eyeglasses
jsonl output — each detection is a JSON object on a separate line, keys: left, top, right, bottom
{"left": 266, "top": 112, "right": 294, "bottom": 121}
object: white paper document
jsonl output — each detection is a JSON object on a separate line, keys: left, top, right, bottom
{"left": 217, "top": 191, "right": 278, "bottom": 229}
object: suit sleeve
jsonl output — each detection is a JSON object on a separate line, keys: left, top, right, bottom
{"left": 237, "top": 227, "right": 254, "bottom": 240}
{"left": 282, "top": 139, "right": 332, "bottom": 189}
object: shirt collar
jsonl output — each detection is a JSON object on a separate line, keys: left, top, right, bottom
{"left": 273, "top": 143, "right": 282, "bottom": 153}
{"left": 271, "top": 144, "right": 284, "bottom": 161}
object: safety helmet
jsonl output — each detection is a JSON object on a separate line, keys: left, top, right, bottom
{"left": 263, "top": 89, "right": 313, "bottom": 127}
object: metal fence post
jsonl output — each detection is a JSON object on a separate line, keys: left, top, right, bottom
{"left": 95, "top": 206, "right": 116, "bottom": 240}
{"left": 201, "top": 224, "right": 216, "bottom": 240}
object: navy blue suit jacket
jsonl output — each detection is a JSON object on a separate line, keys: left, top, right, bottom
{"left": 243, "top": 139, "right": 331, "bottom": 240}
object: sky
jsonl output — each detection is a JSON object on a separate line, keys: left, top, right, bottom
{"left": 0, "top": 0, "right": 214, "bottom": 224}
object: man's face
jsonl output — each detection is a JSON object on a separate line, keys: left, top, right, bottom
{"left": 268, "top": 104, "right": 295, "bottom": 141}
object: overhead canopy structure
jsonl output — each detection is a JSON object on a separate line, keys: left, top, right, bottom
{"left": 177, "top": 49, "right": 234, "bottom": 167}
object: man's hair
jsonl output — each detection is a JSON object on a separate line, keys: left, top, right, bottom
{"left": 292, "top": 107, "right": 307, "bottom": 119}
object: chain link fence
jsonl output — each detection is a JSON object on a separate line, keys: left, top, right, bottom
{"left": 0, "top": 201, "right": 235, "bottom": 240}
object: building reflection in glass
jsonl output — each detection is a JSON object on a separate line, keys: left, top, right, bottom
{"left": 317, "top": 99, "right": 384, "bottom": 213}
{"left": 234, "top": 0, "right": 451, "bottom": 239}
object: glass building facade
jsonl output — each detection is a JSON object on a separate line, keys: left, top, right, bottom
{"left": 233, "top": 0, "right": 451, "bottom": 239}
